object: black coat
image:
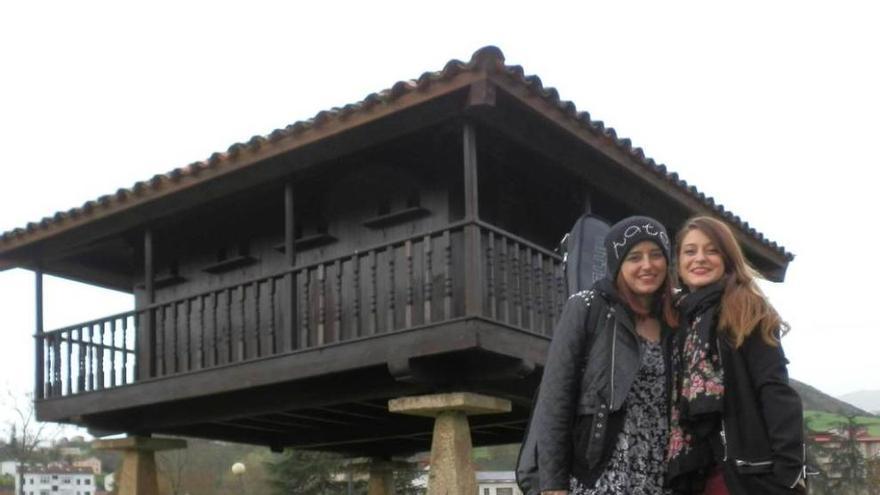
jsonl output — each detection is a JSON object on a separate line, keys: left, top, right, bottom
{"left": 715, "top": 329, "right": 806, "bottom": 494}
{"left": 531, "top": 282, "right": 671, "bottom": 492}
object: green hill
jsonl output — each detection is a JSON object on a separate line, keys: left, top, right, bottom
{"left": 790, "top": 379, "right": 872, "bottom": 417}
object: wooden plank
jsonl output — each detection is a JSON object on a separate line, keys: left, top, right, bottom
{"left": 284, "top": 182, "right": 297, "bottom": 352}
{"left": 35, "top": 268, "right": 44, "bottom": 399}
{"left": 462, "top": 123, "right": 484, "bottom": 317}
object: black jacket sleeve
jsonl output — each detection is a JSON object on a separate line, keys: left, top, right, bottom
{"left": 741, "top": 331, "right": 805, "bottom": 488}
{"left": 535, "top": 294, "right": 591, "bottom": 491}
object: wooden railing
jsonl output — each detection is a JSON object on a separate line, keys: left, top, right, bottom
{"left": 36, "top": 221, "right": 566, "bottom": 399}
{"left": 37, "top": 223, "right": 467, "bottom": 398}
{"left": 477, "top": 221, "right": 566, "bottom": 336}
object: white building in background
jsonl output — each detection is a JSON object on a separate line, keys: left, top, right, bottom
{"left": 0, "top": 460, "right": 19, "bottom": 477}
{"left": 476, "top": 471, "right": 523, "bottom": 495}
{"left": 72, "top": 457, "right": 102, "bottom": 475}
{"left": 14, "top": 466, "right": 95, "bottom": 495}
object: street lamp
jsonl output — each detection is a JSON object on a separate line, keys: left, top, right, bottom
{"left": 231, "top": 462, "right": 246, "bottom": 494}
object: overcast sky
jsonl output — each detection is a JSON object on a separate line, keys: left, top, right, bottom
{"left": 1, "top": 0, "right": 877, "bottom": 430}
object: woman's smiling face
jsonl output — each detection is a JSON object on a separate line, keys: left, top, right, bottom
{"left": 619, "top": 240, "right": 667, "bottom": 296}
{"left": 678, "top": 228, "right": 726, "bottom": 290}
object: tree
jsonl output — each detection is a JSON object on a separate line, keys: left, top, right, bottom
{"left": 1, "top": 390, "right": 59, "bottom": 463}
{"left": 265, "top": 449, "right": 355, "bottom": 495}
{"left": 812, "top": 415, "right": 870, "bottom": 495}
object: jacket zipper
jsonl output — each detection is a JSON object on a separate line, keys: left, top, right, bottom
{"left": 610, "top": 314, "right": 617, "bottom": 410}
{"left": 716, "top": 335, "right": 729, "bottom": 461}
{"left": 734, "top": 459, "right": 773, "bottom": 467}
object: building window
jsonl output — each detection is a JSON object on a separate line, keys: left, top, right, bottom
{"left": 84, "top": 479, "right": 91, "bottom": 485}
{"left": 497, "top": 489, "right": 514, "bottom": 495}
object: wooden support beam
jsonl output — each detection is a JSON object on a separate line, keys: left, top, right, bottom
{"left": 34, "top": 267, "right": 44, "bottom": 399}
{"left": 138, "top": 229, "right": 155, "bottom": 381}
{"left": 284, "top": 182, "right": 297, "bottom": 352}
{"left": 462, "top": 123, "right": 484, "bottom": 317}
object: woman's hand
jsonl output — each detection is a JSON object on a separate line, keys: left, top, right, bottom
{"left": 541, "top": 491, "right": 569, "bottom": 495}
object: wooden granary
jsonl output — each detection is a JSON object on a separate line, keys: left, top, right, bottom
{"left": 0, "top": 47, "right": 792, "bottom": 462}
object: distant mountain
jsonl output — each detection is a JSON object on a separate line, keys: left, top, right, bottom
{"left": 839, "top": 389, "right": 880, "bottom": 414}
{"left": 790, "top": 379, "right": 871, "bottom": 416}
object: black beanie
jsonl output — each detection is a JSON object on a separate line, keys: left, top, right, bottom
{"left": 604, "top": 216, "right": 671, "bottom": 279}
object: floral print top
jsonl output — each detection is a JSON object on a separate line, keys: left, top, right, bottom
{"left": 570, "top": 338, "right": 670, "bottom": 495}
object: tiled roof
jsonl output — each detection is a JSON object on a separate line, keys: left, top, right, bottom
{"left": 0, "top": 46, "right": 792, "bottom": 261}
{"left": 19, "top": 465, "right": 93, "bottom": 475}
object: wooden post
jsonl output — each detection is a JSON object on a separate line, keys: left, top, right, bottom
{"left": 462, "top": 123, "right": 484, "bottom": 317}
{"left": 139, "top": 229, "right": 155, "bottom": 380}
{"left": 284, "top": 182, "right": 297, "bottom": 351}
{"left": 34, "top": 266, "right": 44, "bottom": 399}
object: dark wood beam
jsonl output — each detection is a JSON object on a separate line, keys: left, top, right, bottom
{"left": 34, "top": 267, "right": 44, "bottom": 399}
{"left": 462, "top": 122, "right": 484, "bottom": 316}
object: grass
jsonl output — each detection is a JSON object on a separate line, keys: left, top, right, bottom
{"left": 804, "top": 410, "right": 880, "bottom": 436}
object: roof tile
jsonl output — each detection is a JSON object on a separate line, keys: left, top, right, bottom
{"left": 0, "top": 46, "right": 792, "bottom": 261}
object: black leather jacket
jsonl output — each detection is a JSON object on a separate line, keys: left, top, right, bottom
{"left": 533, "top": 282, "right": 671, "bottom": 491}
{"left": 714, "top": 330, "right": 806, "bottom": 494}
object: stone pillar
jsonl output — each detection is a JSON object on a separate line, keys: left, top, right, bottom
{"left": 367, "top": 459, "right": 395, "bottom": 495}
{"left": 389, "top": 392, "right": 511, "bottom": 495}
{"left": 93, "top": 436, "right": 187, "bottom": 495}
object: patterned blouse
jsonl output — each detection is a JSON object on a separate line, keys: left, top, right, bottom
{"left": 570, "top": 338, "right": 670, "bottom": 495}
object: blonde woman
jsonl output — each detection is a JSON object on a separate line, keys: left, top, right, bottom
{"left": 666, "top": 217, "right": 805, "bottom": 495}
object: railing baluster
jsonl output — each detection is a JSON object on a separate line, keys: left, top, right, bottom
{"left": 198, "top": 296, "right": 206, "bottom": 369}
{"left": 73, "top": 328, "right": 81, "bottom": 393}
{"left": 512, "top": 244, "right": 521, "bottom": 327}
{"left": 253, "top": 281, "right": 261, "bottom": 358}
{"left": 545, "top": 256, "right": 554, "bottom": 332}
{"left": 55, "top": 334, "right": 62, "bottom": 396}
{"left": 79, "top": 327, "right": 91, "bottom": 392}
{"left": 158, "top": 306, "right": 166, "bottom": 376}
{"left": 54, "top": 334, "right": 61, "bottom": 396}
{"left": 96, "top": 323, "right": 104, "bottom": 390}
{"left": 171, "top": 302, "right": 179, "bottom": 374}
{"left": 109, "top": 320, "right": 117, "bottom": 388}
{"left": 121, "top": 317, "right": 129, "bottom": 385}
{"left": 44, "top": 336, "right": 51, "bottom": 397}
{"left": 269, "top": 277, "right": 277, "bottom": 354}
{"left": 317, "top": 264, "right": 326, "bottom": 345}
{"left": 226, "top": 288, "right": 233, "bottom": 364}
{"left": 334, "top": 259, "right": 342, "bottom": 342}
{"left": 443, "top": 230, "right": 452, "bottom": 319}
{"left": 423, "top": 235, "right": 432, "bottom": 324}
{"left": 369, "top": 250, "right": 378, "bottom": 335}
{"left": 405, "top": 240, "right": 413, "bottom": 328}
{"left": 535, "top": 252, "right": 544, "bottom": 334}
{"left": 212, "top": 292, "right": 219, "bottom": 367}
{"left": 84, "top": 326, "right": 91, "bottom": 391}
{"left": 239, "top": 285, "right": 247, "bottom": 361}
{"left": 500, "top": 238, "right": 509, "bottom": 324}
{"left": 301, "top": 269, "right": 311, "bottom": 348}
{"left": 487, "top": 231, "right": 496, "bottom": 319}
{"left": 524, "top": 248, "right": 534, "bottom": 330}
{"left": 387, "top": 245, "right": 395, "bottom": 332}
{"left": 185, "top": 299, "right": 193, "bottom": 372}
{"left": 352, "top": 253, "right": 361, "bottom": 337}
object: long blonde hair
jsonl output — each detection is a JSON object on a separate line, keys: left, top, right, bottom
{"left": 675, "top": 216, "right": 789, "bottom": 348}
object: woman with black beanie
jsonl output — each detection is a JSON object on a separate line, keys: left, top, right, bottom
{"left": 519, "top": 216, "right": 677, "bottom": 495}
{"left": 665, "top": 216, "right": 805, "bottom": 495}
